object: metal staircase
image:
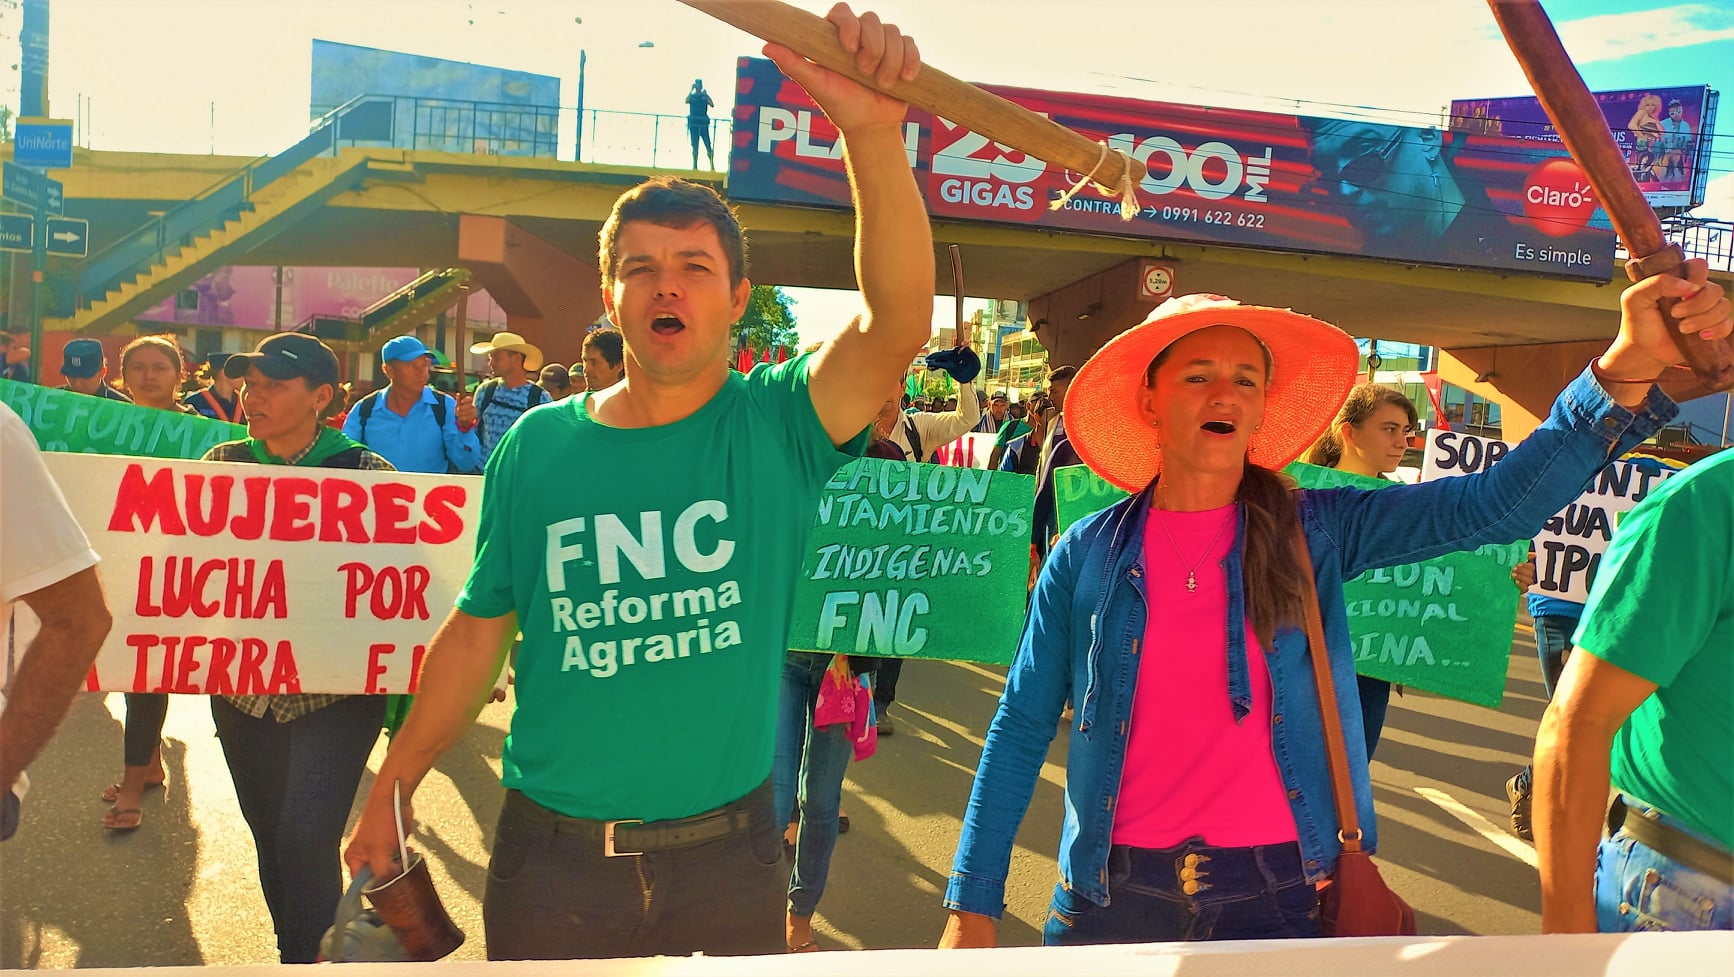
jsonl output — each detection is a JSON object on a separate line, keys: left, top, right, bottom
{"left": 48, "top": 95, "right": 396, "bottom": 335}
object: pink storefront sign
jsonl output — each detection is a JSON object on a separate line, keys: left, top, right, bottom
{"left": 136, "top": 266, "right": 508, "bottom": 331}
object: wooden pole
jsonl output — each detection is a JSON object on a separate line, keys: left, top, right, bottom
{"left": 1488, "top": 0, "right": 1734, "bottom": 392}
{"left": 676, "top": 0, "right": 1146, "bottom": 196}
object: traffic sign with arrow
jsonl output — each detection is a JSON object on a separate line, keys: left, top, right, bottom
{"left": 45, "top": 217, "right": 89, "bottom": 258}
{"left": 2, "top": 160, "right": 64, "bottom": 215}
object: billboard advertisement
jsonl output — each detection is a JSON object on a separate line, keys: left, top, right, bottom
{"left": 310, "top": 40, "right": 560, "bottom": 158}
{"left": 1450, "top": 86, "right": 1718, "bottom": 210}
{"left": 730, "top": 59, "right": 1615, "bottom": 282}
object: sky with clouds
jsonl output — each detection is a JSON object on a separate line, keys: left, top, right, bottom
{"left": 3, "top": 0, "right": 1731, "bottom": 343}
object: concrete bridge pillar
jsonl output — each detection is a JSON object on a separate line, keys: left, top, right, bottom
{"left": 457, "top": 215, "right": 606, "bottom": 370}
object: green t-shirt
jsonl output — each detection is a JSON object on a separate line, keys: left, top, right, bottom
{"left": 456, "top": 354, "right": 865, "bottom": 821}
{"left": 1574, "top": 449, "right": 1734, "bottom": 850}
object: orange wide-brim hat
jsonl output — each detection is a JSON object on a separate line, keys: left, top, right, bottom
{"left": 1066, "top": 293, "right": 1361, "bottom": 493}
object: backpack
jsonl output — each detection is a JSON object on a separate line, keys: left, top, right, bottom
{"left": 356, "top": 389, "right": 448, "bottom": 444}
{"left": 900, "top": 415, "right": 925, "bottom": 464}
{"left": 475, "top": 379, "right": 547, "bottom": 440}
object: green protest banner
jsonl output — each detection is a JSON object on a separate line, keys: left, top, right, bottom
{"left": 1025, "top": 460, "right": 1527, "bottom": 706}
{"left": 1286, "top": 462, "right": 1526, "bottom": 708}
{"left": 1054, "top": 464, "right": 1128, "bottom": 534}
{"left": 789, "top": 458, "right": 1036, "bottom": 665}
{"left": 1, "top": 379, "right": 244, "bottom": 460}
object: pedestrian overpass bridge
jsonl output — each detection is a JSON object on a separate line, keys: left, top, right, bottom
{"left": 9, "top": 128, "right": 1730, "bottom": 436}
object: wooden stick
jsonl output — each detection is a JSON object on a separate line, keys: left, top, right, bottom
{"left": 949, "top": 245, "right": 967, "bottom": 350}
{"left": 1488, "top": 0, "right": 1734, "bottom": 392}
{"left": 677, "top": 0, "right": 1146, "bottom": 200}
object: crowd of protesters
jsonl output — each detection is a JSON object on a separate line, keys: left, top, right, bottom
{"left": 2, "top": 3, "right": 1729, "bottom": 965}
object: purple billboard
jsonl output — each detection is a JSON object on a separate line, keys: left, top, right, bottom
{"left": 1450, "top": 86, "right": 1718, "bottom": 210}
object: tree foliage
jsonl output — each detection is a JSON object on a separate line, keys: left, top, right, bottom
{"left": 732, "top": 285, "right": 799, "bottom": 354}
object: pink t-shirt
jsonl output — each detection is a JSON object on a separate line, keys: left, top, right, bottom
{"left": 1110, "top": 503, "right": 1299, "bottom": 849}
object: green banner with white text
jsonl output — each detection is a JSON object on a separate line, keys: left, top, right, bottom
{"left": 789, "top": 458, "right": 1035, "bottom": 665}
{"left": 1, "top": 379, "right": 245, "bottom": 460}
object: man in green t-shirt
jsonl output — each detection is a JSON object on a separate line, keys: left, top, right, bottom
{"left": 344, "top": 7, "right": 936, "bottom": 961}
{"left": 1535, "top": 448, "right": 1733, "bottom": 934}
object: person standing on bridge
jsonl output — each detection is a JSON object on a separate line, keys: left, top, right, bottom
{"left": 688, "top": 79, "right": 716, "bottom": 170}
{"left": 1304, "top": 382, "right": 1419, "bottom": 760}
{"left": 345, "top": 4, "right": 935, "bottom": 960}
{"left": 940, "top": 266, "right": 1727, "bottom": 949}
{"left": 205, "top": 332, "right": 395, "bottom": 964}
{"left": 1534, "top": 446, "right": 1734, "bottom": 934}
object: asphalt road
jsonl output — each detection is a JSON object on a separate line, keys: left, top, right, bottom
{"left": 0, "top": 623, "right": 1549, "bottom": 966}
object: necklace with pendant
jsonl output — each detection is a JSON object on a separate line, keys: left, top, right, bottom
{"left": 1155, "top": 503, "right": 1235, "bottom": 594}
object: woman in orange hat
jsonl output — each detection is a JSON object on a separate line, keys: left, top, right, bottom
{"left": 940, "top": 262, "right": 1730, "bottom": 948}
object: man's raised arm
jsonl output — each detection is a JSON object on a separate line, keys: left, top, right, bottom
{"left": 768, "top": 5, "right": 936, "bottom": 445}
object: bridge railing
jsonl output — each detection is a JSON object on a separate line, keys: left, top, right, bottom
{"left": 1614, "top": 216, "right": 1734, "bottom": 273}
{"left": 320, "top": 96, "right": 731, "bottom": 172}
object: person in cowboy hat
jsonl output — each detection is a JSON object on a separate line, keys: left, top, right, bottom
{"left": 468, "top": 330, "right": 549, "bottom": 463}
{"left": 941, "top": 262, "right": 1730, "bottom": 948}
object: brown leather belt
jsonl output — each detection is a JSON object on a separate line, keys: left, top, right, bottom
{"left": 506, "top": 780, "right": 769, "bottom": 858}
{"left": 1609, "top": 794, "right": 1734, "bottom": 886}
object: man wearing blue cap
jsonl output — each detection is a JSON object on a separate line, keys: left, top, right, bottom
{"left": 59, "top": 339, "right": 132, "bottom": 402}
{"left": 343, "top": 335, "right": 480, "bottom": 475}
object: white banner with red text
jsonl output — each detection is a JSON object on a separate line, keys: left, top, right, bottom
{"left": 41, "top": 454, "right": 480, "bottom": 695}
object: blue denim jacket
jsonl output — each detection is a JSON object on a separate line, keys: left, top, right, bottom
{"left": 945, "top": 366, "right": 1676, "bottom": 918}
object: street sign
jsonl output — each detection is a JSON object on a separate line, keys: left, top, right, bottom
{"left": 2, "top": 161, "right": 63, "bottom": 215}
{"left": 14, "top": 118, "right": 74, "bottom": 170}
{"left": 0, "top": 214, "right": 32, "bottom": 254}
{"left": 45, "top": 216, "right": 90, "bottom": 258}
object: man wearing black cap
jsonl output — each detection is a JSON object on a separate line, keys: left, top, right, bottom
{"left": 59, "top": 339, "right": 132, "bottom": 403}
{"left": 202, "top": 332, "right": 394, "bottom": 964}
{"left": 185, "top": 352, "right": 245, "bottom": 423}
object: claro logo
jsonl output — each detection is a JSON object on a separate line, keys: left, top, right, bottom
{"left": 1107, "top": 134, "right": 1273, "bottom": 203}
{"left": 1520, "top": 157, "right": 1597, "bottom": 239}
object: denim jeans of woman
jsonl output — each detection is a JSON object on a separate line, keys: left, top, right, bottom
{"left": 772, "top": 652, "right": 856, "bottom": 918}
{"left": 210, "top": 695, "right": 386, "bottom": 963}
{"left": 1043, "top": 838, "right": 1322, "bottom": 945}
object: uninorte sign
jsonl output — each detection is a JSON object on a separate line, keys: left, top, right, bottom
{"left": 13, "top": 117, "right": 74, "bottom": 170}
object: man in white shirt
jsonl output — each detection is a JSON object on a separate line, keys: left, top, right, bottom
{"left": 884, "top": 376, "right": 981, "bottom": 464}
{"left": 1, "top": 402, "right": 115, "bottom": 839}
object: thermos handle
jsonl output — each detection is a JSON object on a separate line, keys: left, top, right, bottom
{"left": 333, "top": 866, "right": 373, "bottom": 933}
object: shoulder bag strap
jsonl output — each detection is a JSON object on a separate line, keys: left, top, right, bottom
{"left": 1291, "top": 516, "right": 1366, "bottom": 854}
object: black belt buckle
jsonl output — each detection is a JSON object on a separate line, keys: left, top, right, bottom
{"left": 604, "top": 819, "right": 645, "bottom": 858}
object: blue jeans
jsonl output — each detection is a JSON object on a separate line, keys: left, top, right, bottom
{"left": 1043, "top": 838, "right": 1322, "bottom": 945}
{"left": 1533, "top": 614, "right": 1576, "bottom": 699}
{"left": 772, "top": 652, "right": 856, "bottom": 918}
{"left": 211, "top": 695, "right": 386, "bottom": 963}
{"left": 1597, "top": 802, "right": 1732, "bottom": 932}
{"left": 1356, "top": 674, "right": 1391, "bottom": 760}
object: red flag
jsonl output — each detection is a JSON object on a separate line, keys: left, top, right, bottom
{"left": 761, "top": 348, "right": 772, "bottom": 363}
{"left": 775, "top": 345, "right": 788, "bottom": 364}
{"left": 736, "top": 347, "right": 753, "bottom": 372}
